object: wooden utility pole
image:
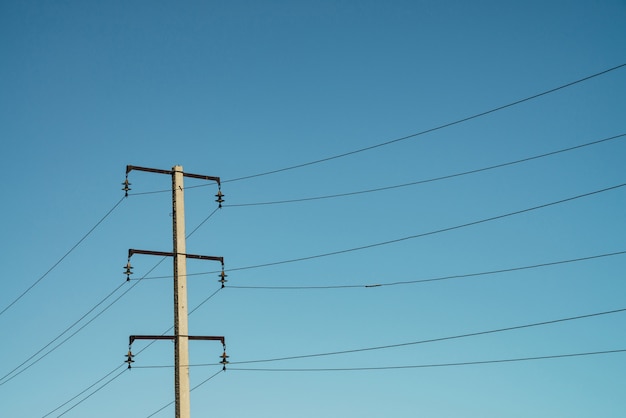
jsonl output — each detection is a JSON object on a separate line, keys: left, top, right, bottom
{"left": 123, "top": 165, "right": 227, "bottom": 418}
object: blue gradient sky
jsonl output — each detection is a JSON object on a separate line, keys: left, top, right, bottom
{"left": 1, "top": 1, "right": 625, "bottom": 417}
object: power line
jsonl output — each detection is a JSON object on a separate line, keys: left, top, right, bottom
{"left": 225, "top": 133, "right": 626, "bottom": 207}
{"left": 0, "top": 278, "right": 143, "bottom": 386}
{"left": 39, "top": 288, "right": 224, "bottom": 417}
{"left": 20, "top": 63, "right": 624, "bottom": 415}
{"left": 55, "top": 367, "right": 127, "bottom": 417}
{"left": 1, "top": 257, "right": 165, "bottom": 386}
{"left": 223, "top": 63, "right": 626, "bottom": 184}
{"left": 1, "top": 206, "right": 221, "bottom": 387}
{"left": 133, "top": 306, "right": 626, "bottom": 368}
{"left": 228, "top": 349, "right": 626, "bottom": 372}
{"left": 127, "top": 181, "right": 219, "bottom": 197}
{"left": 186, "top": 207, "right": 220, "bottom": 237}
{"left": 0, "top": 196, "right": 125, "bottom": 318}
{"left": 120, "top": 64, "right": 626, "bottom": 198}
{"left": 226, "top": 249, "right": 626, "bottom": 289}
{"left": 138, "top": 183, "right": 625, "bottom": 281}
{"left": 220, "top": 182, "right": 626, "bottom": 274}
{"left": 40, "top": 364, "right": 126, "bottom": 418}
{"left": 0, "top": 281, "right": 127, "bottom": 386}
{"left": 33, "top": 182, "right": 624, "bottom": 414}
{"left": 19, "top": 131, "right": 623, "bottom": 411}
{"left": 145, "top": 369, "right": 224, "bottom": 418}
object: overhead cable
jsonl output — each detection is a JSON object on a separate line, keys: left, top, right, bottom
{"left": 50, "top": 287, "right": 222, "bottom": 418}
{"left": 132, "top": 306, "right": 626, "bottom": 368}
{"left": 55, "top": 367, "right": 127, "bottom": 417}
{"left": 223, "top": 63, "right": 626, "bottom": 183}
{"left": 225, "top": 133, "right": 626, "bottom": 207}
{"left": 40, "top": 364, "right": 126, "bottom": 418}
{"left": 140, "top": 183, "right": 625, "bottom": 280}
{"left": 0, "top": 196, "right": 125, "bottom": 318}
{"left": 227, "top": 249, "right": 626, "bottom": 289}
{"left": 39, "top": 288, "right": 223, "bottom": 417}
{"left": 0, "top": 278, "right": 145, "bottom": 387}
{"left": 145, "top": 369, "right": 223, "bottom": 418}
{"left": 228, "top": 349, "right": 626, "bottom": 372}
{"left": 0, "top": 281, "right": 127, "bottom": 386}
{"left": 1, "top": 207, "right": 220, "bottom": 387}
{"left": 220, "top": 182, "right": 626, "bottom": 274}
{"left": 127, "top": 181, "right": 217, "bottom": 197}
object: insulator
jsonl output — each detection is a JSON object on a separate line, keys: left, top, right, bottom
{"left": 218, "top": 270, "right": 228, "bottom": 288}
{"left": 121, "top": 178, "right": 131, "bottom": 197}
{"left": 125, "top": 350, "right": 135, "bottom": 369}
{"left": 215, "top": 190, "right": 225, "bottom": 208}
{"left": 124, "top": 262, "right": 133, "bottom": 281}
{"left": 220, "top": 351, "right": 229, "bottom": 370}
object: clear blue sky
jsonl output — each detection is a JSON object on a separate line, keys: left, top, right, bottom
{"left": 1, "top": 1, "right": 625, "bottom": 417}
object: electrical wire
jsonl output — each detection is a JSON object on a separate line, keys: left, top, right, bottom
{"left": 127, "top": 181, "right": 219, "bottom": 197}
{"left": 225, "top": 133, "right": 626, "bottom": 207}
{"left": 38, "top": 287, "right": 224, "bottom": 417}
{"left": 186, "top": 207, "right": 220, "bottom": 237}
{"left": 228, "top": 349, "right": 626, "bottom": 372}
{"left": 55, "top": 367, "right": 127, "bottom": 417}
{"left": 137, "top": 182, "right": 626, "bottom": 281}
{"left": 1, "top": 204, "right": 221, "bottom": 387}
{"left": 33, "top": 181, "right": 625, "bottom": 413}
{"left": 134, "top": 347, "right": 626, "bottom": 412}
{"left": 131, "top": 287, "right": 223, "bottom": 357}
{"left": 222, "top": 63, "right": 626, "bottom": 184}
{"left": 214, "top": 182, "right": 626, "bottom": 275}
{"left": 145, "top": 369, "right": 224, "bottom": 418}
{"left": 2, "top": 258, "right": 167, "bottom": 387}
{"left": 40, "top": 364, "right": 127, "bottom": 418}
{"left": 0, "top": 248, "right": 173, "bottom": 386}
{"left": 0, "top": 281, "right": 127, "bottom": 386}
{"left": 36, "top": 206, "right": 222, "bottom": 414}
{"left": 0, "top": 273, "right": 150, "bottom": 386}
{"left": 0, "top": 196, "right": 125, "bottom": 318}
{"left": 227, "top": 249, "right": 626, "bottom": 289}
{"left": 24, "top": 101, "right": 626, "bottom": 412}
{"left": 132, "top": 306, "right": 626, "bottom": 368}
{"left": 119, "top": 64, "right": 626, "bottom": 198}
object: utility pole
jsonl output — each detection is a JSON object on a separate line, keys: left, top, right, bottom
{"left": 123, "top": 165, "right": 227, "bottom": 418}
{"left": 172, "top": 166, "right": 191, "bottom": 416}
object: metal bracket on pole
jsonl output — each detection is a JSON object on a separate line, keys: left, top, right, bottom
{"left": 127, "top": 335, "right": 228, "bottom": 370}
{"left": 123, "top": 165, "right": 225, "bottom": 207}
{"left": 128, "top": 249, "right": 224, "bottom": 265}
{"left": 124, "top": 249, "right": 225, "bottom": 283}
{"left": 126, "top": 165, "right": 222, "bottom": 185}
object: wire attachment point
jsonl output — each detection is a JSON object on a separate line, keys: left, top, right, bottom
{"left": 122, "top": 177, "right": 131, "bottom": 197}
{"left": 124, "top": 261, "right": 133, "bottom": 281}
{"left": 218, "top": 269, "right": 228, "bottom": 288}
{"left": 215, "top": 188, "right": 225, "bottom": 208}
{"left": 125, "top": 349, "right": 135, "bottom": 369}
{"left": 220, "top": 349, "right": 229, "bottom": 371}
